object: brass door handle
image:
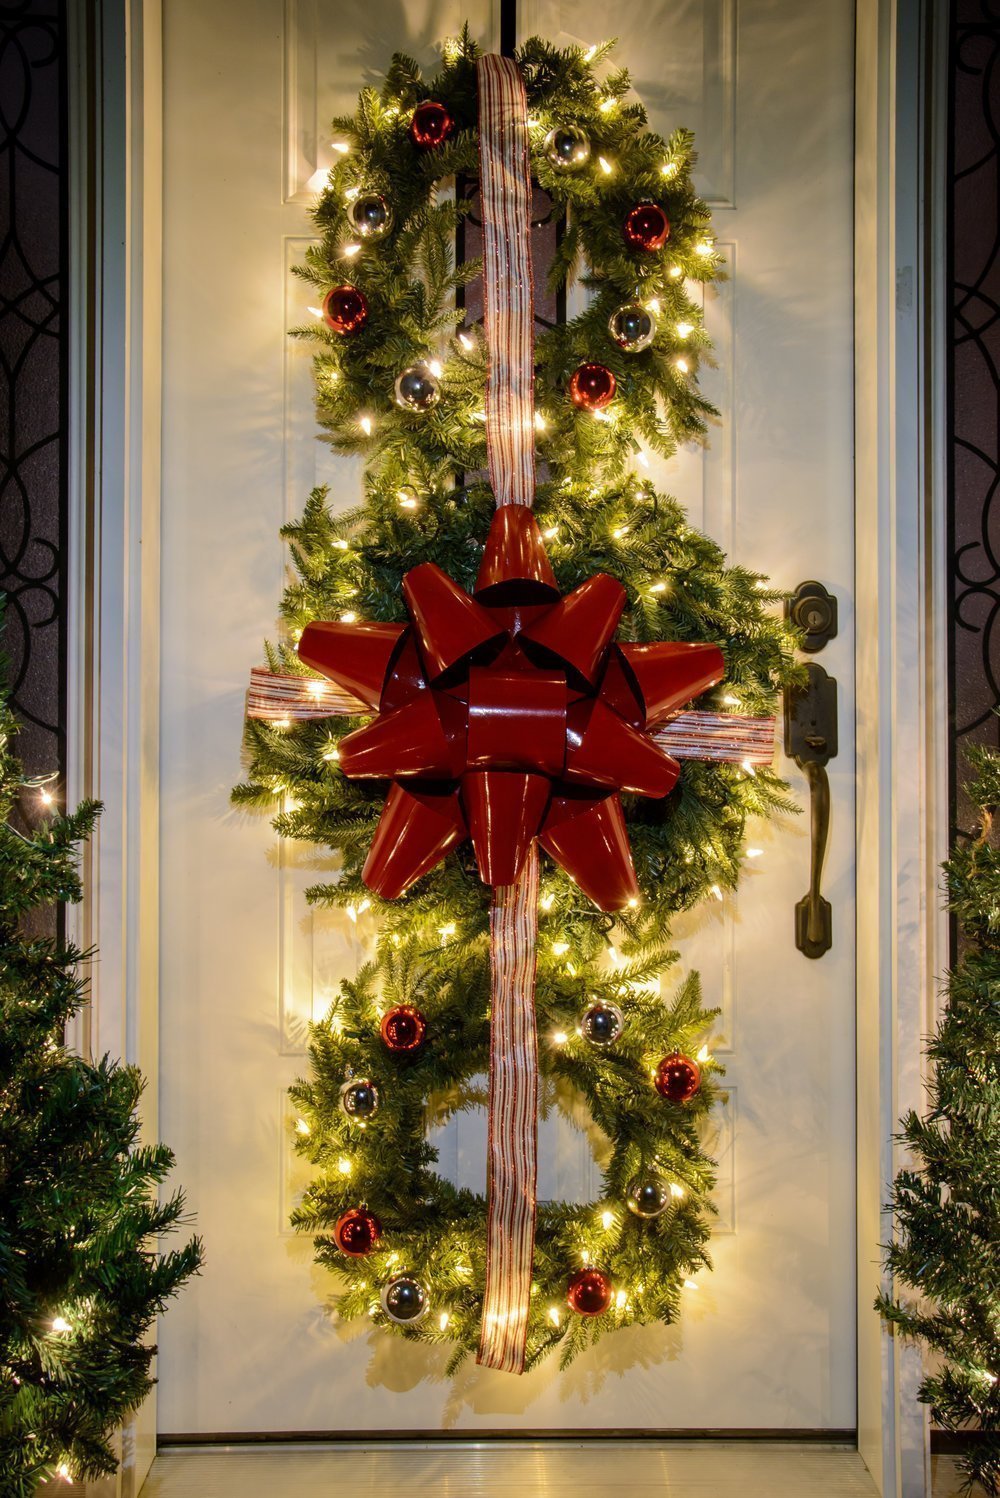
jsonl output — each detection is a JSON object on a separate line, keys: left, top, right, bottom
{"left": 784, "top": 657, "right": 838, "bottom": 960}
{"left": 798, "top": 758, "right": 832, "bottom": 958}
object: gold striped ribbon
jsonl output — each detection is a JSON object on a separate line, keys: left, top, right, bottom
{"left": 246, "top": 667, "right": 777, "bottom": 766}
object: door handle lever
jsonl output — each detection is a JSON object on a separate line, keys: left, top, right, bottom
{"left": 784, "top": 659, "right": 838, "bottom": 959}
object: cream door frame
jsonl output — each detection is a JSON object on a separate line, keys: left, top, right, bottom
{"left": 66, "top": 0, "right": 163, "bottom": 1493}
{"left": 65, "top": 1, "right": 946, "bottom": 1493}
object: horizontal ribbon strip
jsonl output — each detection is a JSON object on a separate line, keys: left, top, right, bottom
{"left": 246, "top": 666, "right": 777, "bottom": 766}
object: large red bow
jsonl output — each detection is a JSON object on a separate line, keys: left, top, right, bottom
{"left": 299, "top": 505, "right": 723, "bottom": 910}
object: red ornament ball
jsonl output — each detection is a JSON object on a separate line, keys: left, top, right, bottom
{"left": 622, "top": 201, "right": 671, "bottom": 252}
{"left": 322, "top": 284, "right": 369, "bottom": 335}
{"left": 333, "top": 1206, "right": 382, "bottom": 1257}
{"left": 409, "top": 100, "right": 456, "bottom": 150}
{"left": 566, "top": 1267, "right": 614, "bottom": 1316}
{"left": 654, "top": 1051, "right": 702, "bottom": 1103}
{"left": 380, "top": 1004, "right": 427, "bottom": 1054}
{"left": 568, "top": 362, "right": 617, "bottom": 411}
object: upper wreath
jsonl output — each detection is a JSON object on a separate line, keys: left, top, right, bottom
{"left": 294, "top": 29, "right": 723, "bottom": 492}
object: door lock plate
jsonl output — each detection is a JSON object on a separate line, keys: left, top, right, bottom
{"left": 786, "top": 579, "right": 838, "bottom": 653}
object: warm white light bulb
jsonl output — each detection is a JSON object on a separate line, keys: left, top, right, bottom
{"left": 331, "top": 141, "right": 350, "bottom": 155}
{"left": 339, "top": 611, "right": 358, "bottom": 624}
{"left": 458, "top": 332, "right": 474, "bottom": 351}
{"left": 598, "top": 156, "right": 613, "bottom": 176}
{"left": 601, "top": 1210, "right": 614, "bottom": 1230}
{"left": 338, "top": 1157, "right": 352, "bottom": 1176}
{"left": 553, "top": 1030, "right": 568, "bottom": 1046}
{"left": 551, "top": 941, "right": 569, "bottom": 956}
{"left": 359, "top": 415, "right": 373, "bottom": 436}
{"left": 51, "top": 1317, "right": 71, "bottom": 1334}
{"left": 676, "top": 322, "right": 693, "bottom": 339}
{"left": 342, "top": 242, "right": 362, "bottom": 258}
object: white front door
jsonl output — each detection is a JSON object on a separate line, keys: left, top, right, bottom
{"left": 157, "top": 0, "right": 857, "bottom": 1435}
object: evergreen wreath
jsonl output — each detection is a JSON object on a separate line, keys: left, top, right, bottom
{"left": 234, "top": 29, "right": 800, "bottom": 1372}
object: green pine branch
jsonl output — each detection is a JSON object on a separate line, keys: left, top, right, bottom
{"left": 0, "top": 648, "right": 202, "bottom": 1492}
{"left": 878, "top": 745, "right": 1000, "bottom": 1496}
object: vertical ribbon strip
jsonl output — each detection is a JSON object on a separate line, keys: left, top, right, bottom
{"left": 478, "top": 53, "right": 536, "bottom": 511}
{"left": 475, "top": 53, "right": 540, "bottom": 1374}
{"left": 478, "top": 844, "right": 540, "bottom": 1372}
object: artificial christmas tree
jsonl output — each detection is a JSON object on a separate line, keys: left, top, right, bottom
{"left": 236, "top": 30, "right": 799, "bottom": 1374}
{"left": 878, "top": 748, "right": 1000, "bottom": 1496}
{"left": 0, "top": 667, "right": 201, "bottom": 1491}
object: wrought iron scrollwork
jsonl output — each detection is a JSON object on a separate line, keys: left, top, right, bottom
{"left": 949, "top": 4, "right": 1000, "bottom": 837}
{"left": 0, "top": 0, "right": 66, "bottom": 781}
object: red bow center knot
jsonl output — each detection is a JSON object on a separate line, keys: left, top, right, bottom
{"left": 299, "top": 506, "right": 724, "bottom": 911}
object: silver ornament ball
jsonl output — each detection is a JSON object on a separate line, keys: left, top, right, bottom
{"left": 626, "top": 1175, "right": 671, "bottom": 1218}
{"left": 380, "top": 1273, "right": 429, "bottom": 1324}
{"left": 579, "top": 1000, "right": 624, "bottom": 1047}
{"left": 393, "top": 362, "right": 442, "bottom": 412}
{"left": 339, "top": 1077, "right": 381, "bottom": 1120}
{"left": 544, "top": 125, "right": 591, "bottom": 171}
{"left": 349, "top": 192, "right": 391, "bottom": 239}
{"left": 608, "top": 302, "right": 658, "bottom": 353}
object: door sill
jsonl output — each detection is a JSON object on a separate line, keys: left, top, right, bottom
{"left": 143, "top": 1440, "right": 880, "bottom": 1497}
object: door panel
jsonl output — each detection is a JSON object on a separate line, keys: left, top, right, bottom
{"left": 158, "top": 0, "right": 856, "bottom": 1433}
